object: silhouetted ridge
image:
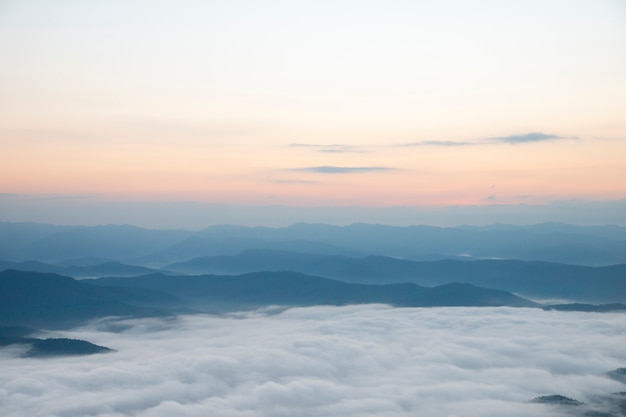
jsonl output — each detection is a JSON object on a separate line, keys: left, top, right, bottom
{"left": 166, "top": 251, "right": 626, "bottom": 303}
{"left": 91, "top": 271, "right": 537, "bottom": 310}
{"left": 531, "top": 395, "right": 583, "bottom": 406}
{"left": 0, "top": 270, "right": 173, "bottom": 328}
{"left": 607, "top": 368, "right": 626, "bottom": 384}
{"left": 24, "top": 338, "right": 114, "bottom": 357}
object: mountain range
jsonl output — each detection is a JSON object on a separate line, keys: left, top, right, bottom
{"left": 0, "top": 269, "right": 536, "bottom": 329}
{"left": 2, "top": 221, "right": 626, "bottom": 331}
{"left": 165, "top": 249, "right": 626, "bottom": 303}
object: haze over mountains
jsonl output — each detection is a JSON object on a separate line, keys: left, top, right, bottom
{"left": 3, "top": 221, "right": 626, "bottom": 266}
{"left": 1, "top": 221, "right": 626, "bottom": 314}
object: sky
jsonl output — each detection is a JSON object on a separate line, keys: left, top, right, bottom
{"left": 1, "top": 0, "right": 626, "bottom": 228}
{"left": 2, "top": 306, "right": 626, "bottom": 417}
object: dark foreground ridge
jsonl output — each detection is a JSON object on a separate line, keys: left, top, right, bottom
{"left": 544, "top": 304, "right": 626, "bottom": 313}
{"left": 0, "top": 326, "right": 113, "bottom": 357}
{"left": 528, "top": 368, "right": 626, "bottom": 417}
{"left": 90, "top": 271, "right": 538, "bottom": 311}
{"left": 607, "top": 368, "right": 626, "bottom": 384}
{"left": 0, "top": 270, "right": 180, "bottom": 328}
{"left": 0, "top": 269, "right": 537, "bottom": 329}
{"left": 531, "top": 395, "right": 583, "bottom": 406}
{"left": 26, "top": 338, "right": 112, "bottom": 358}
{"left": 530, "top": 393, "right": 626, "bottom": 417}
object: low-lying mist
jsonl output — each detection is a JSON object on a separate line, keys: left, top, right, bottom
{"left": 2, "top": 306, "right": 626, "bottom": 417}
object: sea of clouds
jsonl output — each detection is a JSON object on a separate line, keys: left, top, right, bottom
{"left": 2, "top": 305, "right": 626, "bottom": 417}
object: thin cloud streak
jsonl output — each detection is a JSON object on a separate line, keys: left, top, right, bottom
{"left": 293, "top": 166, "right": 395, "bottom": 174}
{"left": 397, "top": 132, "right": 577, "bottom": 147}
{"left": 490, "top": 132, "right": 576, "bottom": 144}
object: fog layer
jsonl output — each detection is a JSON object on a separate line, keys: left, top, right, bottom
{"left": 2, "top": 306, "right": 625, "bottom": 417}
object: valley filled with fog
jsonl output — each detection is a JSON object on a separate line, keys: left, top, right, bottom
{"left": 2, "top": 305, "right": 626, "bottom": 417}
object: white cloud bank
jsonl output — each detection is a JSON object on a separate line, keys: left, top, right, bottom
{"left": 2, "top": 306, "right": 626, "bottom": 417}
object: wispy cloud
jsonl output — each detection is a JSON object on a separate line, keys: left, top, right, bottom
{"left": 489, "top": 132, "right": 576, "bottom": 144}
{"left": 397, "top": 132, "right": 577, "bottom": 147}
{"left": 293, "top": 166, "right": 394, "bottom": 174}
{"left": 0, "top": 193, "right": 19, "bottom": 198}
